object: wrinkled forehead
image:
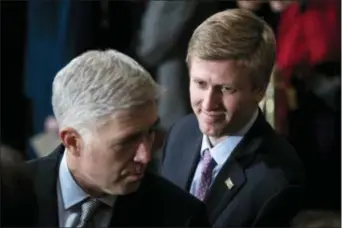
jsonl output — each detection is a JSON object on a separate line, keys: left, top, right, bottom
{"left": 114, "top": 103, "right": 158, "bottom": 127}
{"left": 96, "top": 102, "right": 158, "bottom": 138}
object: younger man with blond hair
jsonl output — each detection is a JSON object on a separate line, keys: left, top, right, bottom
{"left": 161, "top": 9, "right": 306, "bottom": 227}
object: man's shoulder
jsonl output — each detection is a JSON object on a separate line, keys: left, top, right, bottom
{"left": 162, "top": 114, "right": 201, "bottom": 159}
{"left": 139, "top": 173, "right": 210, "bottom": 226}
{"left": 254, "top": 116, "right": 297, "bottom": 158}
{"left": 25, "top": 155, "right": 53, "bottom": 169}
{"left": 265, "top": 129, "right": 300, "bottom": 164}
{"left": 143, "top": 173, "right": 203, "bottom": 207}
{"left": 168, "top": 114, "right": 200, "bottom": 139}
{"left": 255, "top": 125, "right": 306, "bottom": 185}
{"left": 173, "top": 113, "right": 198, "bottom": 128}
{"left": 24, "top": 151, "right": 61, "bottom": 176}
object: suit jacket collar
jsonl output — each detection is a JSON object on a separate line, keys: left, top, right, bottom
{"left": 33, "top": 144, "right": 63, "bottom": 227}
{"left": 109, "top": 175, "right": 156, "bottom": 226}
{"left": 176, "top": 125, "right": 203, "bottom": 191}
{"left": 183, "top": 110, "right": 270, "bottom": 221}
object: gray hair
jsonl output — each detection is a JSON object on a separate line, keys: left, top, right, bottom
{"left": 52, "top": 49, "right": 160, "bottom": 136}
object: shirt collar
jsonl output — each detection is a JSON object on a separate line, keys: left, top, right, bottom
{"left": 200, "top": 109, "right": 259, "bottom": 166}
{"left": 58, "top": 150, "right": 116, "bottom": 210}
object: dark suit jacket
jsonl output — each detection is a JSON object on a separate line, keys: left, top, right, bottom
{"left": 22, "top": 145, "right": 210, "bottom": 227}
{"left": 161, "top": 112, "right": 307, "bottom": 227}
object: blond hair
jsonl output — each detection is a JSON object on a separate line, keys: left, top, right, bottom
{"left": 187, "top": 9, "right": 276, "bottom": 89}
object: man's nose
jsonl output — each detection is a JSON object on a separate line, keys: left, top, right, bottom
{"left": 133, "top": 140, "right": 152, "bottom": 164}
{"left": 202, "top": 88, "right": 221, "bottom": 111}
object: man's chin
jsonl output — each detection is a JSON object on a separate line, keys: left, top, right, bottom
{"left": 121, "top": 181, "right": 141, "bottom": 195}
{"left": 105, "top": 180, "right": 141, "bottom": 195}
{"left": 199, "top": 124, "right": 224, "bottom": 137}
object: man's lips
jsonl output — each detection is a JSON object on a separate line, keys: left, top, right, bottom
{"left": 202, "top": 111, "right": 225, "bottom": 117}
{"left": 122, "top": 166, "right": 145, "bottom": 176}
{"left": 200, "top": 111, "right": 225, "bottom": 123}
{"left": 127, "top": 172, "right": 145, "bottom": 181}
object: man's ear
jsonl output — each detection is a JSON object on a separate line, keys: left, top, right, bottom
{"left": 59, "top": 127, "right": 83, "bottom": 157}
{"left": 253, "top": 86, "right": 267, "bottom": 104}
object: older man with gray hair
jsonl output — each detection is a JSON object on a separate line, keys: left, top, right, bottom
{"left": 21, "top": 49, "right": 210, "bottom": 227}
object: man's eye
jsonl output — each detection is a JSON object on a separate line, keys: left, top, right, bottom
{"left": 148, "top": 128, "right": 156, "bottom": 135}
{"left": 194, "top": 80, "right": 206, "bottom": 88}
{"left": 221, "top": 86, "right": 236, "bottom": 93}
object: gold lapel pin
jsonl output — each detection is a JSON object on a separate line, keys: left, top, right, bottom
{"left": 225, "top": 178, "right": 234, "bottom": 190}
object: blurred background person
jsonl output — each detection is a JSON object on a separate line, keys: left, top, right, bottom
{"left": 1, "top": 144, "right": 24, "bottom": 165}
{"left": 135, "top": 1, "right": 219, "bottom": 134}
{"left": 239, "top": 0, "right": 341, "bottom": 211}
{"left": 273, "top": 0, "right": 341, "bottom": 210}
{"left": 133, "top": 1, "right": 220, "bottom": 171}
{"left": 1, "top": 159, "right": 37, "bottom": 226}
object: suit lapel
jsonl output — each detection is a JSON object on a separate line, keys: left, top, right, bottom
{"left": 34, "top": 145, "right": 64, "bottom": 227}
{"left": 109, "top": 175, "right": 151, "bottom": 226}
{"left": 110, "top": 192, "right": 142, "bottom": 226}
{"left": 205, "top": 158, "right": 245, "bottom": 221}
{"left": 162, "top": 115, "right": 202, "bottom": 191}
{"left": 179, "top": 134, "right": 202, "bottom": 191}
{"left": 205, "top": 112, "right": 267, "bottom": 222}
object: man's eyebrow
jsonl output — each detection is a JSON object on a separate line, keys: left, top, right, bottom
{"left": 112, "top": 117, "right": 161, "bottom": 146}
{"left": 218, "top": 83, "right": 235, "bottom": 88}
{"left": 191, "top": 76, "right": 205, "bottom": 81}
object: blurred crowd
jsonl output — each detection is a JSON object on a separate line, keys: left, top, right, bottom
{"left": 1, "top": 0, "right": 341, "bottom": 227}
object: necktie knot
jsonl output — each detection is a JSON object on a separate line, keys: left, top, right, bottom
{"left": 202, "top": 149, "right": 214, "bottom": 167}
{"left": 77, "top": 198, "right": 101, "bottom": 227}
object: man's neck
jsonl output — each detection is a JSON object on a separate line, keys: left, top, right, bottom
{"left": 208, "top": 136, "right": 228, "bottom": 147}
{"left": 66, "top": 154, "right": 104, "bottom": 198}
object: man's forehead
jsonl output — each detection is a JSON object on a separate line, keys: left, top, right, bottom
{"left": 190, "top": 59, "right": 250, "bottom": 85}
{"left": 104, "top": 106, "right": 157, "bottom": 131}
{"left": 191, "top": 58, "right": 240, "bottom": 74}
{"left": 104, "top": 115, "right": 159, "bottom": 143}
{"left": 114, "top": 104, "right": 157, "bottom": 120}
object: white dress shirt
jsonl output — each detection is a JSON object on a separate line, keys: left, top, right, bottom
{"left": 190, "top": 110, "right": 259, "bottom": 196}
{"left": 57, "top": 151, "right": 116, "bottom": 227}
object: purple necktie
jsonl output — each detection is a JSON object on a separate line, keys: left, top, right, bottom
{"left": 195, "top": 149, "right": 216, "bottom": 201}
